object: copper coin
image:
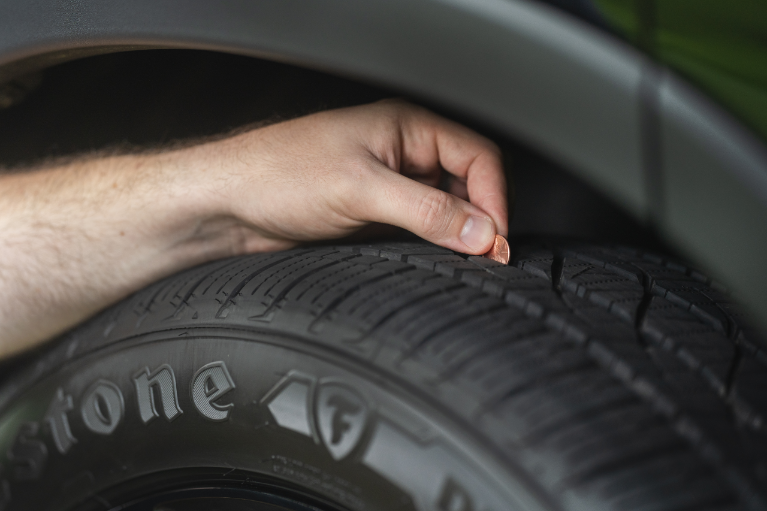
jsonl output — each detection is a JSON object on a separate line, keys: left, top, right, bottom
{"left": 483, "top": 235, "right": 510, "bottom": 265}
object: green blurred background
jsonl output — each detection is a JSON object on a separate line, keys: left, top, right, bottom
{"left": 594, "top": 0, "right": 767, "bottom": 142}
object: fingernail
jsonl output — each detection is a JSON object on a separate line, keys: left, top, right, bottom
{"left": 460, "top": 216, "right": 494, "bottom": 251}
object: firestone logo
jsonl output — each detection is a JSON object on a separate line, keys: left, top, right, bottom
{"left": 43, "top": 361, "right": 235, "bottom": 456}
{"left": 0, "top": 363, "right": 488, "bottom": 511}
{"left": 0, "top": 362, "right": 374, "bottom": 511}
{"left": 261, "top": 373, "right": 370, "bottom": 460}
{"left": 0, "top": 361, "right": 237, "bottom": 510}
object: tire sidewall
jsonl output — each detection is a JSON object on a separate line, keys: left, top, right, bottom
{"left": 0, "top": 329, "right": 540, "bottom": 511}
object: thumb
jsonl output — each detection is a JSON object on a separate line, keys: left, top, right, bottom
{"left": 363, "top": 165, "right": 497, "bottom": 254}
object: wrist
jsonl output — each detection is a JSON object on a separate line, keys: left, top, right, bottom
{"left": 123, "top": 147, "right": 242, "bottom": 269}
{"left": 145, "top": 130, "right": 284, "bottom": 263}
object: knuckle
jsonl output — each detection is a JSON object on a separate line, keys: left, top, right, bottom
{"left": 376, "top": 98, "right": 419, "bottom": 121}
{"left": 414, "top": 189, "right": 454, "bottom": 238}
{"left": 474, "top": 138, "right": 502, "bottom": 161}
{"left": 486, "top": 139, "right": 502, "bottom": 157}
{"left": 377, "top": 97, "right": 410, "bottom": 110}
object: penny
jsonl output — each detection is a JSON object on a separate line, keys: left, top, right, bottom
{"left": 483, "top": 235, "right": 510, "bottom": 264}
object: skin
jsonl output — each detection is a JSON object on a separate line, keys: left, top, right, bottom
{"left": 0, "top": 99, "right": 508, "bottom": 359}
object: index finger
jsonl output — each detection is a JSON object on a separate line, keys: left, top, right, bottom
{"left": 398, "top": 105, "right": 509, "bottom": 236}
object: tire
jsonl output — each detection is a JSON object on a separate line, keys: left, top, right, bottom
{"left": 0, "top": 239, "right": 766, "bottom": 511}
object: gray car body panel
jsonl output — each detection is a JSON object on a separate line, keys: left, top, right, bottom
{"left": 1, "top": 0, "right": 766, "bottom": 337}
{"left": 659, "top": 73, "right": 767, "bottom": 320}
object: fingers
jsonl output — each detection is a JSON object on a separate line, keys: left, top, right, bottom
{"left": 394, "top": 103, "right": 509, "bottom": 236}
{"left": 447, "top": 176, "right": 470, "bottom": 201}
{"left": 361, "top": 162, "right": 496, "bottom": 254}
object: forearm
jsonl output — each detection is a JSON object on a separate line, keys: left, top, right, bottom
{"left": 0, "top": 148, "right": 237, "bottom": 357}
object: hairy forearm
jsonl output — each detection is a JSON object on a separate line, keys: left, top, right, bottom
{"left": 0, "top": 147, "right": 242, "bottom": 357}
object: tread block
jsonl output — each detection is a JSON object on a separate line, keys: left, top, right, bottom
{"left": 405, "top": 254, "right": 466, "bottom": 271}
{"left": 516, "top": 256, "right": 554, "bottom": 280}
{"left": 378, "top": 245, "right": 453, "bottom": 261}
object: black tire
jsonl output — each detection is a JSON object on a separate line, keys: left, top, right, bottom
{"left": 1, "top": 239, "right": 766, "bottom": 511}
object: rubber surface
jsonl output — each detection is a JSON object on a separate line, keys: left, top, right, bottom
{"left": 1, "top": 240, "right": 766, "bottom": 511}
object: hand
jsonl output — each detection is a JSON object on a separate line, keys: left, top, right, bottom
{"left": 0, "top": 100, "right": 508, "bottom": 357}
{"left": 181, "top": 99, "right": 508, "bottom": 254}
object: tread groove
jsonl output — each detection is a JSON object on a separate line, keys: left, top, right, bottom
{"left": 214, "top": 254, "right": 296, "bottom": 318}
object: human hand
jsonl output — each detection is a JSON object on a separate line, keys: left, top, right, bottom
{"left": 179, "top": 99, "right": 508, "bottom": 255}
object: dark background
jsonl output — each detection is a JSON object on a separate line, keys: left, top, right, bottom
{"left": 0, "top": 49, "right": 664, "bottom": 248}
